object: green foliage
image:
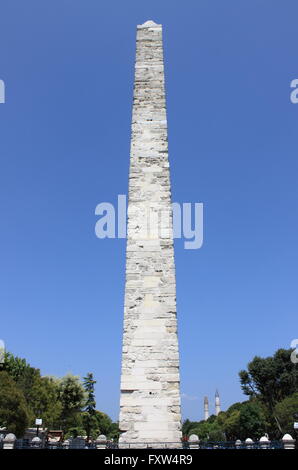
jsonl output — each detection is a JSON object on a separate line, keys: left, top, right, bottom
{"left": 95, "top": 411, "right": 120, "bottom": 439}
{"left": 206, "top": 414, "right": 217, "bottom": 424}
{"left": 3, "top": 352, "right": 62, "bottom": 428}
{"left": 219, "top": 401, "right": 264, "bottom": 441}
{"left": 184, "top": 419, "right": 225, "bottom": 441}
{"left": 182, "top": 400, "right": 268, "bottom": 442}
{"left": 275, "top": 392, "right": 298, "bottom": 434}
{"left": 182, "top": 419, "right": 199, "bottom": 436}
{"left": 0, "top": 371, "right": 30, "bottom": 437}
{"left": 57, "top": 374, "right": 85, "bottom": 432}
{"left": 108, "top": 421, "right": 121, "bottom": 440}
{"left": 226, "top": 402, "right": 244, "bottom": 414}
{"left": 82, "top": 373, "right": 97, "bottom": 440}
{"left": 4, "top": 345, "right": 294, "bottom": 442}
{"left": 239, "top": 348, "right": 298, "bottom": 405}
{"left": 65, "top": 425, "right": 86, "bottom": 439}
{"left": 238, "top": 401, "right": 267, "bottom": 440}
{"left": 2, "top": 352, "right": 119, "bottom": 439}
{"left": 29, "top": 376, "right": 62, "bottom": 428}
{"left": 3, "top": 352, "right": 31, "bottom": 382}
{"left": 187, "top": 421, "right": 208, "bottom": 439}
{"left": 239, "top": 348, "right": 298, "bottom": 434}
{"left": 223, "top": 410, "right": 240, "bottom": 440}
{"left": 208, "top": 429, "right": 226, "bottom": 441}
{"left": 181, "top": 348, "right": 297, "bottom": 443}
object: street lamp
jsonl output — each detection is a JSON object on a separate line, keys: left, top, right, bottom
{"left": 35, "top": 418, "right": 42, "bottom": 437}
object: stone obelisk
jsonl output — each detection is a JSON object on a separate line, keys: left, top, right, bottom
{"left": 119, "top": 20, "right": 182, "bottom": 446}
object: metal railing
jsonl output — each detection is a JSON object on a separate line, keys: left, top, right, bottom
{"left": 0, "top": 437, "right": 292, "bottom": 449}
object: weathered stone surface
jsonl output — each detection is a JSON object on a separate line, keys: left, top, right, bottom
{"left": 119, "top": 20, "right": 182, "bottom": 446}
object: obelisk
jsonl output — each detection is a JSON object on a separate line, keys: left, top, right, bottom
{"left": 119, "top": 20, "right": 182, "bottom": 446}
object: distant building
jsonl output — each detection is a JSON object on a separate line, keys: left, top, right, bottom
{"left": 215, "top": 389, "right": 221, "bottom": 416}
{"left": 204, "top": 396, "right": 209, "bottom": 421}
{"left": 203, "top": 390, "right": 221, "bottom": 419}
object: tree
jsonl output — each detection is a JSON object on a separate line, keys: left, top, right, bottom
{"left": 82, "top": 373, "right": 97, "bottom": 440}
{"left": 208, "top": 428, "right": 226, "bottom": 441}
{"left": 225, "top": 402, "right": 244, "bottom": 415}
{"left": 182, "top": 419, "right": 200, "bottom": 437}
{"left": 274, "top": 392, "right": 298, "bottom": 434}
{"left": 4, "top": 351, "right": 41, "bottom": 415}
{"left": 0, "top": 371, "right": 30, "bottom": 437}
{"left": 2, "top": 351, "right": 120, "bottom": 440}
{"left": 94, "top": 411, "right": 120, "bottom": 439}
{"left": 187, "top": 421, "right": 210, "bottom": 440}
{"left": 3, "top": 352, "right": 30, "bottom": 382}
{"left": 206, "top": 414, "right": 217, "bottom": 424}
{"left": 29, "top": 376, "right": 62, "bottom": 429}
{"left": 58, "top": 374, "right": 85, "bottom": 433}
{"left": 223, "top": 410, "right": 240, "bottom": 440}
{"left": 108, "top": 421, "right": 120, "bottom": 440}
{"left": 238, "top": 401, "right": 267, "bottom": 440}
{"left": 3, "top": 351, "right": 62, "bottom": 427}
{"left": 239, "top": 348, "right": 298, "bottom": 433}
{"left": 186, "top": 419, "right": 225, "bottom": 441}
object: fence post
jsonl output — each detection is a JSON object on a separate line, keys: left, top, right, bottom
{"left": 245, "top": 438, "right": 254, "bottom": 449}
{"left": 282, "top": 434, "right": 296, "bottom": 449}
{"left": 3, "top": 433, "right": 16, "bottom": 449}
{"left": 30, "top": 436, "right": 42, "bottom": 448}
{"left": 259, "top": 436, "right": 270, "bottom": 449}
{"left": 235, "top": 439, "right": 242, "bottom": 449}
{"left": 62, "top": 439, "right": 70, "bottom": 449}
{"left": 118, "top": 436, "right": 130, "bottom": 449}
{"left": 188, "top": 434, "right": 200, "bottom": 449}
{"left": 96, "top": 434, "right": 107, "bottom": 449}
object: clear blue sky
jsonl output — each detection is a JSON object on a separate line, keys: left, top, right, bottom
{"left": 0, "top": 0, "right": 297, "bottom": 422}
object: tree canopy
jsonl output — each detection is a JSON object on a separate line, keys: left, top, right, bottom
{"left": 0, "top": 371, "right": 30, "bottom": 437}
{"left": 1, "top": 351, "right": 119, "bottom": 440}
{"left": 182, "top": 347, "right": 298, "bottom": 441}
{"left": 2, "top": 346, "right": 296, "bottom": 442}
{"left": 239, "top": 348, "right": 298, "bottom": 433}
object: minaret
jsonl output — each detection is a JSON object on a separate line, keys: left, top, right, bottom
{"left": 119, "top": 20, "right": 182, "bottom": 447}
{"left": 215, "top": 389, "right": 221, "bottom": 416}
{"left": 204, "top": 396, "right": 209, "bottom": 421}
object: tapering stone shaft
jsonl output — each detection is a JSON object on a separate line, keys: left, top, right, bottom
{"left": 119, "top": 20, "right": 182, "bottom": 446}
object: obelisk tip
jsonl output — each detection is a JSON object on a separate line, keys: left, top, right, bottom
{"left": 138, "top": 20, "right": 161, "bottom": 29}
